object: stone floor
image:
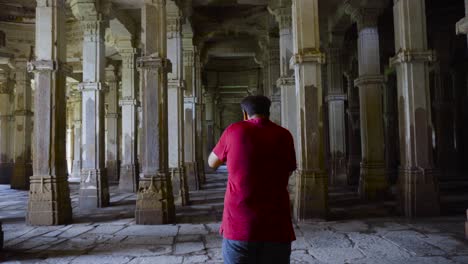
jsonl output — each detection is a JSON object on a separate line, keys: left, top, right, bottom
{"left": 1, "top": 173, "right": 468, "bottom": 263}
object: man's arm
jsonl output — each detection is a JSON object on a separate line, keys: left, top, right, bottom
{"left": 208, "top": 152, "right": 224, "bottom": 169}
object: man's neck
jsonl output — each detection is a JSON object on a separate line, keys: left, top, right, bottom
{"left": 248, "top": 114, "right": 268, "bottom": 120}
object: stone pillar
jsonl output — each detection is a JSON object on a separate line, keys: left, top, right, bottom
{"left": 344, "top": 72, "right": 361, "bottom": 186}
{"left": 118, "top": 47, "right": 139, "bottom": 192}
{"left": 456, "top": 0, "right": 468, "bottom": 44}
{"left": 71, "top": 89, "right": 82, "bottom": 181}
{"left": 204, "top": 92, "right": 215, "bottom": 159}
{"left": 326, "top": 46, "right": 347, "bottom": 186}
{"left": 105, "top": 65, "right": 120, "bottom": 184}
{"left": 194, "top": 52, "right": 205, "bottom": 182}
{"left": 11, "top": 59, "right": 33, "bottom": 190}
{"left": 136, "top": 0, "right": 175, "bottom": 225}
{"left": 27, "top": 0, "right": 72, "bottom": 225}
{"left": 456, "top": 0, "right": 468, "bottom": 239}
{"left": 0, "top": 64, "right": 13, "bottom": 184}
{"left": 263, "top": 38, "right": 281, "bottom": 125}
{"left": 270, "top": 4, "right": 297, "bottom": 143}
{"left": 383, "top": 74, "right": 399, "bottom": 184}
{"left": 167, "top": 6, "right": 188, "bottom": 206}
{"left": 66, "top": 103, "right": 74, "bottom": 176}
{"left": 391, "top": 0, "right": 439, "bottom": 217}
{"left": 71, "top": 0, "right": 110, "bottom": 210}
{"left": 346, "top": 5, "right": 388, "bottom": 200}
{"left": 182, "top": 34, "right": 199, "bottom": 191}
{"left": 291, "top": 0, "right": 328, "bottom": 220}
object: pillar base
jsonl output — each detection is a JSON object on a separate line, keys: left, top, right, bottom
{"left": 135, "top": 172, "right": 175, "bottom": 225}
{"left": 399, "top": 167, "right": 440, "bottom": 217}
{"left": 78, "top": 169, "right": 110, "bottom": 211}
{"left": 106, "top": 160, "right": 119, "bottom": 184}
{"left": 71, "top": 160, "right": 81, "bottom": 182}
{"left": 359, "top": 162, "right": 388, "bottom": 200}
{"left": 171, "top": 166, "right": 189, "bottom": 206}
{"left": 0, "top": 162, "right": 13, "bottom": 184}
{"left": 329, "top": 153, "right": 347, "bottom": 186}
{"left": 294, "top": 170, "right": 328, "bottom": 221}
{"left": 27, "top": 175, "right": 72, "bottom": 225}
{"left": 11, "top": 162, "right": 32, "bottom": 190}
{"left": 119, "top": 164, "right": 138, "bottom": 192}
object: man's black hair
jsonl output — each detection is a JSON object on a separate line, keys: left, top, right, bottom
{"left": 240, "top": 95, "right": 271, "bottom": 117}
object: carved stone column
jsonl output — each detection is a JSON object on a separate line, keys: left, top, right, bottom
{"left": 105, "top": 65, "right": 120, "bottom": 184}
{"left": 11, "top": 59, "right": 33, "bottom": 189}
{"left": 194, "top": 51, "right": 205, "bottom": 182}
{"left": 391, "top": 0, "right": 439, "bottom": 217}
{"left": 71, "top": 0, "right": 110, "bottom": 210}
{"left": 167, "top": 6, "right": 188, "bottom": 206}
{"left": 27, "top": 0, "right": 72, "bottom": 225}
{"left": 71, "top": 88, "right": 82, "bottom": 181}
{"left": 345, "top": 5, "right": 388, "bottom": 200}
{"left": 456, "top": 0, "right": 468, "bottom": 44}
{"left": 263, "top": 39, "right": 281, "bottom": 124}
{"left": 0, "top": 63, "right": 13, "bottom": 185}
{"left": 456, "top": 0, "right": 468, "bottom": 240}
{"left": 326, "top": 46, "right": 347, "bottom": 186}
{"left": 183, "top": 33, "right": 199, "bottom": 191}
{"left": 344, "top": 72, "right": 361, "bottom": 186}
{"left": 270, "top": 4, "right": 297, "bottom": 145}
{"left": 291, "top": 0, "right": 328, "bottom": 220}
{"left": 136, "top": 0, "right": 175, "bottom": 225}
{"left": 118, "top": 47, "right": 139, "bottom": 192}
{"left": 204, "top": 91, "right": 215, "bottom": 157}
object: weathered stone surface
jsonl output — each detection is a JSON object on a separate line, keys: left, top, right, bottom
{"left": 115, "top": 225, "right": 178, "bottom": 237}
{"left": 383, "top": 230, "right": 446, "bottom": 256}
{"left": 178, "top": 224, "right": 208, "bottom": 235}
{"left": 127, "top": 256, "right": 183, "bottom": 264}
{"left": 71, "top": 255, "right": 132, "bottom": 264}
{"left": 183, "top": 254, "right": 209, "bottom": 263}
{"left": 174, "top": 241, "right": 205, "bottom": 255}
{"left": 122, "top": 236, "right": 174, "bottom": 245}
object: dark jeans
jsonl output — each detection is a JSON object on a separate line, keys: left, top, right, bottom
{"left": 222, "top": 238, "right": 291, "bottom": 264}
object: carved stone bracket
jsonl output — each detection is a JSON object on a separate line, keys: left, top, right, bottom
{"left": 168, "top": 79, "right": 185, "bottom": 90}
{"left": 276, "top": 76, "right": 295, "bottom": 87}
{"left": 27, "top": 60, "right": 72, "bottom": 75}
{"left": 137, "top": 55, "right": 172, "bottom": 73}
{"left": 290, "top": 50, "right": 326, "bottom": 68}
{"left": 354, "top": 75, "right": 385, "bottom": 87}
{"left": 78, "top": 82, "right": 108, "bottom": 92}
{"left": 119, "top": 98, "right": 139, "bottom": 107}
{"left": 390, "top": 50, "right": 437, "bottom": 66}
{"left": 105, "top": 113, "right": 119, "bottom": 119}
{"left": 325, "top": 94, "right": 348, "bottom": 102}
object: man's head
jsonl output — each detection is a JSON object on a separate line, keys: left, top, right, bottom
{"left": 240, "top": 95, "right": 271, "bottom": 120}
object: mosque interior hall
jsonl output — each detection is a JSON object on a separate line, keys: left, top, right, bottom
{"left": 0, "top": 0, "right": 468, "bottom": 263}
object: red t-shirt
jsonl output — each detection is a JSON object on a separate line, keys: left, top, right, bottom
{"left": 213, "top": 117, "right": 297, "bottom": 242}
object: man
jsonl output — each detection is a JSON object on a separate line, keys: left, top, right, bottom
{"left": 208, "top": 95, "right": 297, "bottom": 264}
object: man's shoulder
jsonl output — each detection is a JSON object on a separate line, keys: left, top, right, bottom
{"left": 270, "top": 122, "right": 293, "bottom": 138}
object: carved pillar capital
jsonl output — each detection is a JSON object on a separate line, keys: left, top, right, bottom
{"left": 344, "top": 4, "right": 383, "bottom": 31}
{"left": 167, "top": 15, "right": 183, "bottom": 38}
{"left": 271, "top": 6, "right": 292, "bottom": 30}
{"left": 70, "top": 0, "right": 111, "bottom": 21}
